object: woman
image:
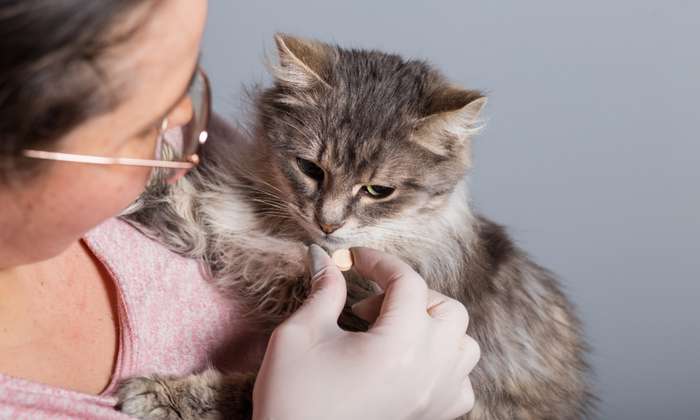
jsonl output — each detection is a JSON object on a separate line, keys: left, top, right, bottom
{"left": 0, "top": 1, "right": 480, "bottom": 419}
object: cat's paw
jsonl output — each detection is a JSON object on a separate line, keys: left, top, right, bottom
{"left": 116, "top": 376, "right": 182, "bottom": 420}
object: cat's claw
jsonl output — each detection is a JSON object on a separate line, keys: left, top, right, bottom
{"left": 116, "top": 376, "right": 182, "bottom": 420}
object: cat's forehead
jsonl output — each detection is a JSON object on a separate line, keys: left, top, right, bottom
{"left": 316, "top": 129, "right": 421, "bottom": 183}
{"left": 323, "top": 51, "right": 430, "bottom": 129}
{"left": 318, "top": 91, "right": 413, "bottom": 145}
{"left": 309, "top": 52, "right": 432, "bottom": 161}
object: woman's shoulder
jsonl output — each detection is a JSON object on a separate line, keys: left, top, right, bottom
{"left": 83, "top": 218, "right": 268, "bottom": 385}
{"left": 84, "top": 216, "right": 207, "bottom": 282}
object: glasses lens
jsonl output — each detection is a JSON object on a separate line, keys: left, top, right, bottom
{"left": 180, "top": 69, "right": 211, "bottom": 159}
{"left": 157, "top": 69, "right": 211, "bottom": 182}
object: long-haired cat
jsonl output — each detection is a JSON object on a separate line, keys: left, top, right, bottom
{"left": 117, "top": 34, "right": 594, "bottom": 420}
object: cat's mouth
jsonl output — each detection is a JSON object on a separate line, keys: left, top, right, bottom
{"left": 289, "top": 212, "right": 344, "bottom": 245}
{"left": 308, "top": 232, "right": 345, "bottom": 251}
{"left": 291, "top": 212, "right": 361, "bottom": 252}
{"left": 320, "top": 234, "right": 347, "bottom": 249}
{"left": 300, "top": 227, "right": 354, "bottom": 254}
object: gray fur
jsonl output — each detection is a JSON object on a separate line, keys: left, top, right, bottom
{"left": 118, "top": 34, "right": 595, "bottom": 419}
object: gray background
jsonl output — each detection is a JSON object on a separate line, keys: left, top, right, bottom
{"left": 201, "top": 1, "right": 700, "bottom": 418}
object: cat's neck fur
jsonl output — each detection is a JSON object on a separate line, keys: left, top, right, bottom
{"left": 372, "top": 178, "right": 476, "bottom": 294}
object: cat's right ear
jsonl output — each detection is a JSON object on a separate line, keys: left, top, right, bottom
{"left": 412, "top": 89, "right": 487, "bottom": 157}
{"left": 271, "top": 33, "right": 334, "bottom": 90}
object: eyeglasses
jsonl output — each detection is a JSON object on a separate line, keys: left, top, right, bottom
{"left": 22, "top": 67, "right": 212, "bottom": 183}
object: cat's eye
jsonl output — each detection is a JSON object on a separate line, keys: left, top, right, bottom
{"left": 363, "top": 185, "right": 395, "bottom": 199}
{"left": 296, "top": 157, "right": 325, "bottom": 182}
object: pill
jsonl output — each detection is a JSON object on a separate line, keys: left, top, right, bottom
{"left": 332, "top": 249, "right": 353, "bottom": 271}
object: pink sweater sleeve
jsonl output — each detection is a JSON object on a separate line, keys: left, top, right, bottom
{"left": 0, "top": 218, "right": 269, "bottom": 419}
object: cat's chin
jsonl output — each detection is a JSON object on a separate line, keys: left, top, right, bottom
{"left": 297, "top": 224, "right": 363, "bottom": 253}
{"left": 305, "top": 233, "right": 350, "bottom": 254}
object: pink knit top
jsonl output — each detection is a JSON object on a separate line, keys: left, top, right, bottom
{"left": 0, "top": 218, "right": 270, "bottom": 419}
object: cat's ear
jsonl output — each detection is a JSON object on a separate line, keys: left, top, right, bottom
{"left": 413, "top": 88, "right": 487, "bottom": 156}
{"left": 272, "top": 33, "right": 333, "bottom": 90}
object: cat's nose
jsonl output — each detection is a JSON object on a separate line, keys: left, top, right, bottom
{"left": 319, "top": 223, "right": 343, "bottom": 234}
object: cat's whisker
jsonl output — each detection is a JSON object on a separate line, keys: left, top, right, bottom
{"left": 257, "top": 210, "right": 292, "bottom": 219}
{"left": 208, "top": 159, "right": 289, "bottom": 199}
{"left": 228, "top": 163, "right": 289, "bottom": 197}
{"left": 365, "top": 225, "right": 454, "bottom": 249}
{"left": 246, "top": 198, "right": 290, "bottom": 212}
{"left": 254, "top": 210, "right": 292, "bottom": 218}
{"left": 210, "top": 180, "right": 303, "bottom": 215}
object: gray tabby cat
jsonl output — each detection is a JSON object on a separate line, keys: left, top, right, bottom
{"left": 116, "top": 34, "right": 595, "bottom": 419}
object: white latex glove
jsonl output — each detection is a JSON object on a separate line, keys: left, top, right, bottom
{"left": 252, "top": 245, "right": 480, "bottom": 420}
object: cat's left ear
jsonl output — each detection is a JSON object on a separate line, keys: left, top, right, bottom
{"left": 272, "top": 33, "right": 334, "bottom": 90}
{"left": 413, "top": 88, "right": 487, "bottom": 156}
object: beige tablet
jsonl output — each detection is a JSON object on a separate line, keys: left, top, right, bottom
{"left": 331, "top": 249, "right": 353, "bottom": 271}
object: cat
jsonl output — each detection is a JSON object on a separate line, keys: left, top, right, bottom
{"left": 116, "top": 34, "right": 595, "bottom": 420}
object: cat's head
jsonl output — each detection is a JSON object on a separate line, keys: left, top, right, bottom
{"left": 256, "top": 34, "right": 486, "bottom": 247}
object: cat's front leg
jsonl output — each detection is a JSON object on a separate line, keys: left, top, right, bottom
{"left": 336, "top": 269, "right": 381, "bottom": 332}
{"left": 116, "top": 369, "right": 256, "bottom": 420}
{"left": 337, "top": 306, "right": 371, "bottom": 332}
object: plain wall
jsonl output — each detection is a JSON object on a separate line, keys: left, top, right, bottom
{"left": 201, "top": 1, "right": 700, "bottom": 418}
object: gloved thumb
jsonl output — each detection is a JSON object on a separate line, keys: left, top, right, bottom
{"left": 286, "top": 244, "right": 348, "bottom": 338}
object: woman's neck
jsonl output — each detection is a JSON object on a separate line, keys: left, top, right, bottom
{"left": 0, "top": 241, "right": 86, "bottom": 357}
{"left": 0, "top": 240, "right": 120, "bottom": 395}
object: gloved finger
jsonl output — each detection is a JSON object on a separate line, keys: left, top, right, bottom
{"left": 426, "top": 293, "right": 470, "bottom": 333}
{"left": 285, "top": 244, "right": 347, "bottom": 338}
{"left": 457, "top": 335, "right": 481, "bottom": 374}
{"left": 446, "top": 376, "right": 476, "bottom": 419}
{"left": 350, "top": 247, "right": 429, "bottom": 329}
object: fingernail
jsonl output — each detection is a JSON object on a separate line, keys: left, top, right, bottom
{"left": 308, "top": 244, "right": 328, "bottom": 279}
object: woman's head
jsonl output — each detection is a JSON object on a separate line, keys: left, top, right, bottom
{"left": 0, "top": 0, "right": 208, "bottom": 267}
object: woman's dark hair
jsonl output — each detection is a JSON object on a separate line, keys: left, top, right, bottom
{"left": 0, "top": 1, "right": 159, "bottom": 179}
